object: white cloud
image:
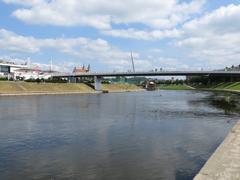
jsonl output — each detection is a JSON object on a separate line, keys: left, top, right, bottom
{"left": 3, "top": 1, "right": 240, "bottom": 70}
{"left": 0, "top": 28, "right": 147, "bottom": 71}
{"left": 2, "top": 0, "right": 205, "bottom": 30}
{"left": 152, "top": 57, "right": 190, "bottom": 70}
{"left": 0, "top": 29, "right": 40, "bottom": 53}
{"left": 2, "top": 0, "right": 43, "bottom": 6}
{"left": 102, "top": 28, "right": 182, "bottom": 40}
{"left": 183, "top": 4, "right": 240, "bottom": 35}
{"left": 176, "top": 4, "right": 240, "bottom": 68}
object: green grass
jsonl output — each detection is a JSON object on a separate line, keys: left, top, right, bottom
{"left": 194, "top": 82, "right": 240, "bottom": 93}
{"left": 0, "top": 81, "right": 143, "bottom": 94}
{"left": 0, "top": 81, "right": 94, "bottom": 94}
{"left": 211, "top": 82, "right": 240, "bottom": 91}
{"left": 158, "top": 84, "right": 194, "bottom": 90}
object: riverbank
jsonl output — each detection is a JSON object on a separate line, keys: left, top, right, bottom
{"left": 157, "top": 82, "right": 240, "bottom": 93}
{"left": 0, "top": 91, "right": 101, "bottom": 96}
{"left": 0, "top": 81, "right": 95, "bottom": 95}
{"left": 194, "top": 82, "right": 240, "bottom": 94}
{"left": 0, "top": 81, "right": 143, "bottom": 96}
{"left": 194, "top": 120, "right": 240, "bottom": 179}
{"left": 158, "top": 82, "right": 240, "bottom": 92}
{"left": 1, "top": 81, "right": 240, "bottom": 96}
{"left": 158, "top": 84, "right": 194, "bottom": 90}
{"left": 102, "top": 83, "right": 143, "bottom": 92}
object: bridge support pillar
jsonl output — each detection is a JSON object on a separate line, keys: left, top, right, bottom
{"left": 94, "top": 76, "right": 102, "bottom": 91}
{"left": 68, "top": 76, "right": 77, "bottom": 83}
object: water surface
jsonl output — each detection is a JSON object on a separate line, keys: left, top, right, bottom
{"left": 0, "top": 90, "right": 239, "bottom": 180}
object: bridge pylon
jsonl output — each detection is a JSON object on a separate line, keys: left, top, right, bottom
{"left": 94, "top": 76, "right": 102, "bottom": 91}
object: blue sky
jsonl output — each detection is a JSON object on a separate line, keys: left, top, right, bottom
{"left": 0, "top": 0, "right": 239, "bottom": 72}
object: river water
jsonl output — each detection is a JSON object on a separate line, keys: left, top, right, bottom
{"left": 0, "top": 90, "right": 239, "bottom": 180}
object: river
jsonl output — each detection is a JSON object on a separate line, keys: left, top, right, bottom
{"left": 0, "top": 90, "right": 239, "bottom": 180}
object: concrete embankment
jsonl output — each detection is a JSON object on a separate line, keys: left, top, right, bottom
{"left": 194, "top": 120, "right": 240, "bottom": 180}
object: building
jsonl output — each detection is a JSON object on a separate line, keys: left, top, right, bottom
{"left": 14, "top": 68, "right": 55, "bottom": 80}
{"left": 0, "top": 60, "right": 28, "bottom": 78}
{"left": 73, "top": 64, "right": 90, "bottom": 74}
{"left": 224, "top": 65, "right": 240, "bottom": 71}
{"left": 0, "top": 60, "right": 57, "bottom": 80}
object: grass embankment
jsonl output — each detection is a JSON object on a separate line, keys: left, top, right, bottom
{"left": 211, "top": 82, "right": 240, "bottom": 90}
{"left": 102, "top": 83, "right": 143, "bottom": 92}
{"left": 197, "top": 82, "right": 240, "bottom": 93}
{"left": 0, "top": 81, "right": 95, "bottom": 94}
{"left": 158, "top": 84, "right": 194, "bottom": 90}
{"left": 158, "top": 82, "right": 240, "bottom": 92}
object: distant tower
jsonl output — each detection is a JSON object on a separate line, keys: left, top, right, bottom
{"left": 131, "top": 51, "right": 135, "bottom": 73}
{"left": 87, "top": 64, "right": 91, "bottom": 72}
{"left": 73, "top": 67, "right": 76, "bottom": 73}
{"left": 50, "top": 58, "right": 53, "bottom": 72}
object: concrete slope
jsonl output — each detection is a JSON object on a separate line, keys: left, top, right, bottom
{"left": 194, "top": 121, "right": 240, "bottom": 180}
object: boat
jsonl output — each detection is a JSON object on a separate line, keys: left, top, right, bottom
{"left": 146, "top": 81, "right": 156, "bottom": 91}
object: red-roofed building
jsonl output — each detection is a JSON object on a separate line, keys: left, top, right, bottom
{"left": 73, "top": 64, "right": 90, "bottom": 74}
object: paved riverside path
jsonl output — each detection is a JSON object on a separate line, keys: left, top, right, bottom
{"left": 194, "top": 121, "right": 240, "bottom": 180}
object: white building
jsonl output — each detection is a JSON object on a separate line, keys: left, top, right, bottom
{"left": 0, "top": 60, "right": 56, "bottom": 80}
{"left": 14, "top": 68, "right": 54, "bottom": 80}
{"left": 0, "top": 60, "right": 28, "bottom": 78}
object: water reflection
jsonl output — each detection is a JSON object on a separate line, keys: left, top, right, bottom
{"left": 209, "top": 93, "right": 240, "bottom": 115}
{"left": 189, "top": 91, "right": 240, "bottom": 115}
{"left": 0, "top": 91, "right": 239, "bottom": 180}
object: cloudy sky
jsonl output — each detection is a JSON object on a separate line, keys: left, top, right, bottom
{"left": 0, "top": 0, "right": 239, "bottom": 72}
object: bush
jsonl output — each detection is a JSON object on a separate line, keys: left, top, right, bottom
{"left": 24, "top": 78, "right": 68, "bottom": 83}
{"left": 0, "top": 77, "right": 8, "bottom": 81}
{"left": 45, "top": 78, "right": 68, "bottom": 83}
{"left": 102, "top": 80, "right": 111, "bottom": 84}
{"left": 25, "top": 78, "right": 43, "bottom": 83}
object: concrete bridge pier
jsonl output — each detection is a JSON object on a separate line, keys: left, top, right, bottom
{"left": 94, "top": 76, "right": 102, "bottom": 91}
{"left": 68, "top": 76, "right": 77, "bottom": 83}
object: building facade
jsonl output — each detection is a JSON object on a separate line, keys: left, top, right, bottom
{"left": 0, "top": 61, "right": 27, "bottom": 78}
{"left": 0, "top": 60, "right": 54, "bottom": 80}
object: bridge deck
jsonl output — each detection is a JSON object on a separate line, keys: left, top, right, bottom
{"left": 53, "top": 71, "right": 240, "bottom": 78}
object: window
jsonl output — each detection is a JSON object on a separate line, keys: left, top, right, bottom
{"left": 0, "top": 65, "right": 10, "bottom": 73}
